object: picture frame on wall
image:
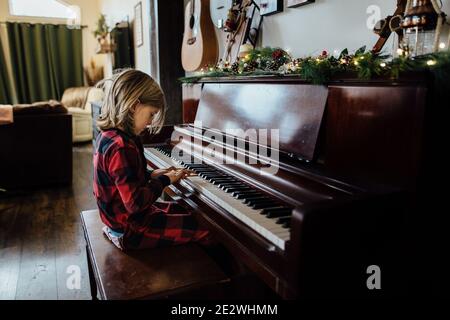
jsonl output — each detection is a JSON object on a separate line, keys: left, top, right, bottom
{"left": 260, "top": 0, "right": 283, "bottom": 16}
{"left": 287, "top": 0, "right": 315, "bottom": 8}
{"left": 134, "top": 1, "right": 143, "bottom": 47}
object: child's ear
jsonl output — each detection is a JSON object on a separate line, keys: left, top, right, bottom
{"left": 131, "top": 99, "right": 140, "bottom": 112}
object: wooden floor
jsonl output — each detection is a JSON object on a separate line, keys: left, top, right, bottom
{"left": 0, "top": 143, "right": 95, "bottom": 300}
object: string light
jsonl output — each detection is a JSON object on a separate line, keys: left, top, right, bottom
{"left": 397, "top": 48, "right": 404, "bottom": 56}
{"left": 439, "top": 42, "right": 446, "bottom": 49}
{"left": 380, "top": 62, "right": 387, "bottom": 67}
{"left": 427, "top": 60, "right": 437, "bottom": 66}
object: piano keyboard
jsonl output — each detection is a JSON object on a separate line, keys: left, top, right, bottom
{"left": 145, "top": 146, "right": 292, "bottom": 250}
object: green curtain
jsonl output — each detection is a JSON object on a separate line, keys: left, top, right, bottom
{"left": 6, "top": 22, "right": 83, "bottom": 104}
{"left": 0, "top": 37, "right": 12, "bottom": 104}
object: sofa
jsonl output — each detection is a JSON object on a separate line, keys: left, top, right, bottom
{"left": 0, "top": 101, "right": 72, "bottom": 190}
{"left": 61, "top": 87, "right": 103, "bottom": 143}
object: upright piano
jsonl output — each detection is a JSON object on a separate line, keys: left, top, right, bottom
{"left": 141, "top": 76, "right": 434, "bottom": 298}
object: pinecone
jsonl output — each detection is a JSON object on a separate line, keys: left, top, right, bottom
{"left": 230, "top": 61, "right": 240, "bottom": 73}
{"left": 243, "top": 60, "right": 258, "bottom": 72}
{"left": 266, "top": 60, "right": 282, "bottom": 71}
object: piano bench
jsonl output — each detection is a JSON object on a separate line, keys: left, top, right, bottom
{"left": 81, "top": 209, "right": 229, "bottom": 300}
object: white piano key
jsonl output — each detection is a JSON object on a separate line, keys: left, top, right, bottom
{"left": 144, "top": 147, "right": 291, "bottom": 250}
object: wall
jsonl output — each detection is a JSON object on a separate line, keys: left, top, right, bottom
{"left": 0, "top": 0, "right": 102, "bottom": 72}
{"left": 98, "top": 0, "right": 153, "bottom": 76}
{"left": 203, "top": 0, "right": 450, "bottom": 60}
{"left": 259, "top": 0, "right": 450, "bottom": 57}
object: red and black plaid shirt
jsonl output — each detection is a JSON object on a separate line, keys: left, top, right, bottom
{"left": 93, "top": 128, "right": 170, "bottom": 232}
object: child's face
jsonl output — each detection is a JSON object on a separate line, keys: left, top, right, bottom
{"left": 133, "top": 103, "right": 160, "bottom": 135}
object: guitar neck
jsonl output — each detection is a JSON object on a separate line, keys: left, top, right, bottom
{"left": 191, "top": 0, "right": 196, "bottom": 16}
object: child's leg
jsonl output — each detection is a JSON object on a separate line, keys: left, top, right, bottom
{"left": 123, "top": 210, "right": 212, "bottom": 250}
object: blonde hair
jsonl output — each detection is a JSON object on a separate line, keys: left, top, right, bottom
{"left": 96, "top": 68, "right": 166, "bottom": 135}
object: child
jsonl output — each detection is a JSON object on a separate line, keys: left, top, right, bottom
{"left": 93, "top": 69, "right": 211, "bottom": 250}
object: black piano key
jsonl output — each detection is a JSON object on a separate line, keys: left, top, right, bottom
{"left": 261, "top": 207, "right": 290, "bottom": 216}
{"left": 266, "top": 211, "right": 291, "bottom": 218}
{"left": 199, "top": 172, "right": 219, "bottom": 176}
{"left": 272, "top": 216, "right": 291, "bottom": 223}
{"left": 219, "top": 183, "right": 244, "bottom": 189}
{"left": 209, "top": 177, "right": 234, "bottom": 182}
{"left": 208, "top": 177, "right": 233, "bottom": 182}
{"left": 240, "top": 194, "right": 270, "bottom": 200}
{"left": 231, "top": 189, "right": 259, "bottom": 195}
{"left": 223, "top": 186, "right": 252, "bottom": 192}
{"left": 251, "top": 202, "right": 280, "bottom": 209}
{"left": 219, "top": 181, "right": 243, "bottom": 186}
{"left": 212, "top": 180, "right": 237, "bottom": 185}
{"left": 199, "top": 173, "right": 221, "bottom": 178}
{"left": 193, "top": 169, "right": 216, "bottom": 172}
{"left": 245, "top": 198, "right": 276, "bottom": 206}
{"left": 184, "top": 164, "right": 207, "bottom": 167}
{"left": 200, "top": 172, "right": 222, "bottom": 176}
{"left": 234, "top": 194, "right": 262, "bottom": 200}
{"left": 232, "top": 191, "right": 261, "bottom": 199}
{"left": 185, "top": 166, "right": 207, "bottom": 170}
{"left": 225, "top": 185, "right": 252, "bottom": 191}
{"left": 276, "top": 217, "right": 291, "bottom": 228}
{"left": 243, "top": 197, "right": 270, "bottom": 205}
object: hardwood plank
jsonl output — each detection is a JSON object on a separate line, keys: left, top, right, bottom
{"left": 53, "top": 189, "right": 90, "bottom": 300}
{"left": 0, "top": 204, "right": 21, "bottom": 300}
{"left": 54, "top": 144, "right": 95, "bottom": 300}
{"left": 0, "top": 143, "right": 95, "bottom": 300}
{"left": 14, "top": 192, "right": 58, "bottom": 300}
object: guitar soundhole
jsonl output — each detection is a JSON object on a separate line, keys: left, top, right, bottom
{"left": 189, "top": 15, "right": 195, "bottom": 29}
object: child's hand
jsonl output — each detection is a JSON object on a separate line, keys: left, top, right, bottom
{"left": 164, "top": 169, "right": 194, "bottom": 184}
{"left": 151, "top": 167, "right": 175, "bottom": 179}
{"left": 152, "top": 167, "right": 195, "bottom": 179}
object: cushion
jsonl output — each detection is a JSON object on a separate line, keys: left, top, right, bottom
{"left": 13, "top": 100, "right": 68, "bottom": 115}
{"left": 61, "top": 87, "right": 92, "bottom": 110}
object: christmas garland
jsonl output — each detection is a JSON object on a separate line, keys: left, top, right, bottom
{"left": 179, "top": 46, "right": 450, "bottom": 86}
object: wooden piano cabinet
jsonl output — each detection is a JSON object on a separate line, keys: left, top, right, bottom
{"left": 287, "top": 193, "right": 407, "bottom": 298}
{"left": 149, "top": 76, "right": 435, "bottom": 298}
{"left": 182, "top": 83, "right": 202, "bottom": 123}
{"left": 324, "top": 84, "right": 427, "bottom": 189}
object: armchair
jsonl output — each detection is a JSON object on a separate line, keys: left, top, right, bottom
{"left": 61, "top": 87, "right": 103, "bottom": 143}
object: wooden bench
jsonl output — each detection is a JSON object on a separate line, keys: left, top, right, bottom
{"left": 81, "top": 209, "right": 229, "bottom": 300}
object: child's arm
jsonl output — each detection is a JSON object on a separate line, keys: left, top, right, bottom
{"left": 108, "top": 147, "right": 170, "bottom": 214}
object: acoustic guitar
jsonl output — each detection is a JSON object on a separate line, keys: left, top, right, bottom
{"left": 182, "top": 0, "right": 219, "bottom": 72}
